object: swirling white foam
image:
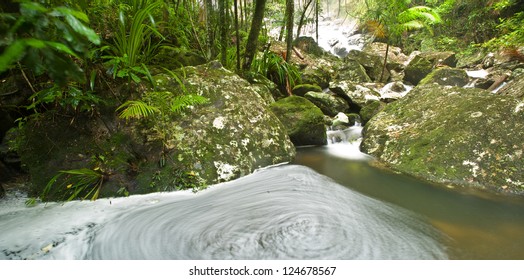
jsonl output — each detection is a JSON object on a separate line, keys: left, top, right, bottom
{"left": 85, "top": 165, "right": 447, "bottom": 260}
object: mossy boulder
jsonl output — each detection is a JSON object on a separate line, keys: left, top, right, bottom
{"left": 404, "top": 55, "right": 433, "bottom": 85}
{"left": 345, "top": 49, "right": 389, "bottom": 83}
{"left": 419, "top": 68, "right": 470, "bottom": 87}
{"left": 420, "top": 51, "right": 457, "bottom": 68}
{"left": 304, "top": 91, "right": 349, "bottom": 116}
{"left": 294, "top": 36, "right": 327, "bottom": 57}
{"left": 329, "top": 81, "right": 381, "bottom": 112}
{"left": 18, "top": 62, "right": 296, "bottom": 200}
{"left": 269, "top": 96, "right": 327, "bottom": 146}
{"left": 334, "top": 60, "right": 372, "bottom": 83}
{"left": 362, "top": 83, "right": 524, "bottom": 195}
{"left": 360, "top": 100, "right": 386, "bottom": 124}
{"left": 498, "top": 73, "right": 524, "bottom": 97}
{"left": 292, "top": 84, "right": 322, "bottom": 96}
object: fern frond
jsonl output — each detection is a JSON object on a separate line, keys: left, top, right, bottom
{"left": 365, "top": 19, "right": 387, "bottom": 39}
{"left": 117, "top": 100, "right": 160, "bottom": 120}
{"left": 170, "top": 94, "right": 209, "bottom": 114}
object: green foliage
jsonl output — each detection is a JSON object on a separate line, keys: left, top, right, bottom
{"left": 27, "top": 83, "right": 103, "bottom": 113}
{"left": 251, "top": 48, "right": 301, "bottom": 89}
{"left": 42, "top": 168, "right": 106, "bottom": 202}
{"left": 103, "top": 0, "right": 164, "bottom": 83}
{"left": 485, "top": 11, "right": 524, "bottom": 49}
{"left": 0, "top": 0, "right": 100, "bottom": 86}
{"left": 361, "top": 0, "right": 441, "bottom": 46}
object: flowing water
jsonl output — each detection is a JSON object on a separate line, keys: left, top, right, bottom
{"left": 297, "top": 127, "right": 524, "bottom": 260}
{"left": 2, "top": 125, "right": 523, "bottom": 260}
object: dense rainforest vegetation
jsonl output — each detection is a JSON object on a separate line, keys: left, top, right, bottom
{"left": 0, "top": 0, "right": 523, "bottom": 202}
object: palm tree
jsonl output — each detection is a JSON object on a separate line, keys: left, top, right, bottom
{"left": 363, "top": 0, "right": 442, "bottom": 81}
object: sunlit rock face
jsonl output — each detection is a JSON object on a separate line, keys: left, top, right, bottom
{"left": 362, "top": 83, "right": 524, "bottom": 195}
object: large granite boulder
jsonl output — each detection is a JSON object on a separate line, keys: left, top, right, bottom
{"left": 345, "top": 49, "right": 389, "bottom": 83}
{"left": 362, "top": 83, "right": 524, "bottom": 195}
{"left": 404, "top": 54, "right": 434, "bottom": 85}
{"left": 419, "top": 68, "right": 470, "bottom": 87}
{"left": 18, "top": 62, "right": 296, "bottom": 200}
{"left": 304, "top": 91, "right": 350, "bottom": 116}
{"left": 329, "top": 81, "right": 381, "bottom": 112}
{"left": 269, "top": 96, "right": 327, "bottom": 146}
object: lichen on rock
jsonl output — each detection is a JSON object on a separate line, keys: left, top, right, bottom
{"left": 362, "top": 83, "right": 524, "bottom": 195}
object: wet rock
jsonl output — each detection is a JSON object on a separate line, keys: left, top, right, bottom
{"left": 362, "top": 83, "right": 524, "bottom": 195}
{"left": 419, "top": 68, "right": 470, "bottom": 87}
{"left": 269, "top": 96, "right": 327, "bottom": 146}
{"left": 304, "top": 91, "right": 349, "bottom": 117}
{"left": 404, "top": 54, "right": 433, "bottom": 85}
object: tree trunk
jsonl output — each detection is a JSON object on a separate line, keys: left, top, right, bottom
{"left": 243, "top": 0, "right": 268, "bottom": 70}
{"left": 285, "top": 0, "right": 294, "bottom": 63}
{"left": 296, "top": 0, "right": 314, "bottom": 40}
{"left": 315, "top": 0, "right": 319, "bottom": 43}
{"left": 233, "top": 0, "right": 241, "bottom": 70}
{"left": 379, "top": 43, "right": 389, "bottom": 82}
{"left": 205, "top": 0, "right": 215, "bottom": 60}
{"left": 219, "top": 0, "right": 228, "bottom": 66}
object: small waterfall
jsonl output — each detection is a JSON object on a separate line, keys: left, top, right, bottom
{"left": 326, "top": 122, "right": 372, "bottom": 160}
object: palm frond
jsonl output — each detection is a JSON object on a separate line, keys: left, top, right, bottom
{"left": 117, "top": 100, "right": 160, "bottom": 120}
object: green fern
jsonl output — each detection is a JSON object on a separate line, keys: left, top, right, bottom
{"left": 170, "top": 94, "right": 209, "bottom": 114}
{"left": 117, "top": 100, "right": 160, "bottom": 120}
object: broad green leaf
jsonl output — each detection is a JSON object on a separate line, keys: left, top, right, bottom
{"left": 54, "top": 7, "right": 89, "bottom": 23}
{"left": 0, "top": 40, "right": 26, "bottom": 73}
{"left": 64, "top": 14, "right": 101, "bottom": 45}
{"left": 44, "top": 41, "right": 79, "bottom": 58}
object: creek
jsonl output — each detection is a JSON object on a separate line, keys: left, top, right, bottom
{"left": 1, "top": 125, "right": 523, "bottom": 260}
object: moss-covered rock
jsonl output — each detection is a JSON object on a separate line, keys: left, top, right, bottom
{"left": 18, "top": 62, "right": 296, "bottom": 200}
{"left": 362, "top": 83, "right": 524, "bottom": 195}
{"left": 334, "top": 60, "right": 372, "bottom": 83}
{"left": 419, "top": 68, "right": 470, "bottom": 87}
{"left": 292, "top": 84, "right": 322, "bottom": 96}
{"left": 498, "top": 73, "right": 524, "bottom": 97}
{"left": 304, "top": 91, "right": 349, "bottom": 116}
{"left": 269, "top": 96, "right": 327, "bottom": 146}
{"left": 420, "top": 51, "right": 457, "bottom": 68}
{"left": 293, "top": 36, "right": 327, "bottom": 57}
{"left": 404, "top": 55, "right": 433, "bottom": 85}
{"left": 360, "top": 100, "right": 386, "bottom": 124}
{"left": 345, "top": 49, "right": 389, "bottom": 83}
{"left": 329, "top": 81, "right": 381, "bottom": 112}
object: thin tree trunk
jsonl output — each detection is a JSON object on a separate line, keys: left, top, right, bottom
{"left": 243, "top": 0, "right": 268, "bottom": 70}
{"left": 296, "top": 0, "right": 314, "bottom": 40}
{"left": 205, "top": 0, "right": 215, "bottom": 60}
{"left": 234, "top": 0, "right": 241, "bottom": 70}
{"left": 285, "top": 0, "right": 294, "bottom": 63}
{"left": 315, "top": 0, "right": 319, "bottom": 43}
{"left": 219, "top": 0, "right": 228, "bottom": 66}
{"left": 379, "top": 43, "right": 389, "bottom": 82}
